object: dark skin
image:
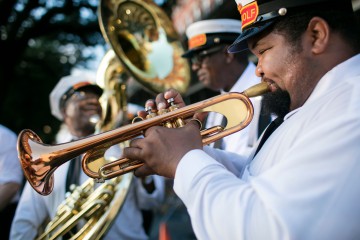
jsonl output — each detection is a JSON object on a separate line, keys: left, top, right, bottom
{"left": 61, "top": 90, "right": 102, "bottom": 138}
{"left": 0, "top": 183, "right": 20, "bottom": 210}
{"left": 123, "top": 16, "right": 357, "bottom": 179}
{"left": 252, "top": 17, "right": 357, "bottom": 111}
{"left": 192, "top": 45, "right": 247, "bottom": 92}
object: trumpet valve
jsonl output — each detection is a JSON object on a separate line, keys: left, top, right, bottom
{"left": 145, "top": 106, "right": 157, "bottom": 119}
{"left": 158, "top": 109, "right": 169, "bottom": 115}
{"left": 167, "top": 98, "right": 178, "bottom": 111}
{"left": 158, "top": 109, "right": 173, "bottom": 128}
{"left": 167, "top": 98, "right": 185, "bottom": 127}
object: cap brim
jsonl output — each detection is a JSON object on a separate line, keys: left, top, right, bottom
{"left": 182, "top": 45, "right": 212, "bottom": 58}
{"left": 76, "top": 84, "right": 103, "bottom": 96}
{"left": 228, "top": 22, "right": 274, "bottom": 53}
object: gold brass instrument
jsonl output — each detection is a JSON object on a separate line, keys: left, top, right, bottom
{"left": 35, "top": 49, "right": 134, "bottom": 240}
{"left": 96, "top": 49, "right": 130, "bottom": 132}
{"left": 18, "top": 82, "right": 269, "bottom": 196}
{"left": 36, "top": 174, "right": 132, "bottom": 240}
{"left": 98, "top": 0, "right": 190, "bottom": 95}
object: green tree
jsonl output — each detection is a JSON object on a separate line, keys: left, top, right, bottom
{"left": 0, "top": 0, "right": 105, "bottom": 142}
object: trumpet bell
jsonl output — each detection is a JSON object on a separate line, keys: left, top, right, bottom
{"left": 18, "top": 129, "right": 54, "bottom": 195}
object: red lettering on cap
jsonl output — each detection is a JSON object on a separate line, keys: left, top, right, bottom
{"left": 239, "top": 1, "right": 259, "bottom": 30}
{"left": 188, "top": 34, "right": 207, "bottom": 49}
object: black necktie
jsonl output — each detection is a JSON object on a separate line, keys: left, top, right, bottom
{"left": 65, "top": 155, "right": 81, "bottom": 192}
{"left": 213, "top": 116, "right": 227, "bottom": 149}
{"left": 253, "top": 117, "right": 283, "bottom": 157}
{"left": 257, "top": 101, "right": 272, "bottom": 138}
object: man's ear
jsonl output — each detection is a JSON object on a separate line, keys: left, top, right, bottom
{"left": 307, "top": 17, "right": 330, "bottom": 55}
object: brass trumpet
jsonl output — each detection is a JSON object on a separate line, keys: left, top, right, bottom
{"left": 17, "top": 82, "right": 269, "bottom": 196}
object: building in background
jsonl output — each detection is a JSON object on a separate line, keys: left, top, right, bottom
{"left": 172, "top": 0, "right": 360, "bottom": 37}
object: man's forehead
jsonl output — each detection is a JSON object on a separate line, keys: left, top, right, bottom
{"left": 247, "top": 27, "right": 273, "bottom": 50}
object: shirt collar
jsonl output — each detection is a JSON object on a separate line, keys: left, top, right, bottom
{"left": 305, "top": 54, "right": 360, "bottom": 106}
{"left": 284, "top": 54, "right": 360, "bottom": 121}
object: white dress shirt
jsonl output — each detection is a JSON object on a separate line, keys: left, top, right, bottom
{"left": 174, "top": 54, "right": 360, "bottom": 240}
{"left": 0, "top": 124, "right": 23, "bottom": 203}
{"left": 205, "top": 62, "right": 263, "bottom": 156}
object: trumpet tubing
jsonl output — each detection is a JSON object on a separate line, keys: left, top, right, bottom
{"left": 17, "top": 82, "right": 270, "bottom": 195}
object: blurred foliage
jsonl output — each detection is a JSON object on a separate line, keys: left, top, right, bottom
{"left": 0, "top": 0, "right": 107, "bottom": 142}
{"left": 0, "top": 0, "right": 213, "bottom": 143}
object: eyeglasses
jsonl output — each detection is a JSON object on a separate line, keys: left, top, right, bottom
{"left": 60, "top": 90, "right": 100, "bottom": 109}
{"left": 190, "top": 45, "right": 225, "bottom": 65}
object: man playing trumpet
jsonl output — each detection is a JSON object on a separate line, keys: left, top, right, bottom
{"left": 123, "top": 0, "right": 360, "bottom": 239}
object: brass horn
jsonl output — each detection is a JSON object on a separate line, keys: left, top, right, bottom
{"left": 98, "top": 0, "right": 191, "bottom": 95}
{"left": 35, "top": 174, "right": 132, "bottom": 240}
{"left": 17, "top": 82, "right": 269, "bottom": 196}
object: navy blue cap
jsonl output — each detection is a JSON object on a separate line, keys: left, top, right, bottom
{"left": 228, "top": 0, "right": 353, "bottom": 53}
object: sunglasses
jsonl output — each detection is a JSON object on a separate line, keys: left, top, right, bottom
{"left": 191, "top": 45, "right": 225, "bottom": 65}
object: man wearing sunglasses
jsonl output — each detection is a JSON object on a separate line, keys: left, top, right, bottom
{"left": 182, "top": 19, "right": 268, "bottom": 155}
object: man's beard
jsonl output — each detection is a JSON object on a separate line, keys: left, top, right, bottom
{"left": 262, "top": 89, "right": 291, "bottom": 119}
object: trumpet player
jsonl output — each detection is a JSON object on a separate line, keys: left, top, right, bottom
{"left": 11, "top": 71, "right": 165, "bottom": 240}
{"left": 123, "top": 0, "right": 360, "bottom": 239}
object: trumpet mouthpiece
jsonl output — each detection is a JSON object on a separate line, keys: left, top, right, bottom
{"left": 243, "top": 82, "right": 270, "bottom": 98}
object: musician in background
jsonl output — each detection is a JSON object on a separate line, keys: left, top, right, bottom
{"left": 123, "top": 0, "right": 360, "bottom": 239}
{"left": 182, "top": 18, "right": 267, "bottom": 155}
{"left": 11, "top": 71, "right": 165, "bottom": 240}
{"left": 0, "top": 124, "right": 23, "bottom": 240}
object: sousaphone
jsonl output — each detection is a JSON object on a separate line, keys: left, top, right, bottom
{"left": 99, "top": 0, "right": 191, "bottom": 95}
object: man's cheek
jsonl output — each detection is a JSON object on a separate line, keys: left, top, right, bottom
{"left": 65, "top": 104, "right": 77, "bottom": 117}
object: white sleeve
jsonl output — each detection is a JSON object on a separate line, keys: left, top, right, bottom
{"left": 173, "top": 149, "right": 271, "bottom": 240}
{"left": 0, "top": 129, "right": 23, "bottom": 185}
{"left": 10, "top": 183, "right": 49, "bottom": 240}
{"left": 203, "top": 146, "right": 248, "bottom": 177}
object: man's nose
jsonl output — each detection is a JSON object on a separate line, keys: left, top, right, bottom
{"left": 191, "top": 62, "right": 200, "bottom": 71}
{"left": 255, "top": 63, "right": 264, "bottom": 78}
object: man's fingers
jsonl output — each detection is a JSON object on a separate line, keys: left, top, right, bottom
{"left": 134, "top": 165, "right": 155, "bottom": 177}
{"left": 122, "top": 146, "right": 142, "bottom": 160}
{"left": 155, "top": 92, "right": 167, "bottom": 109}
{"left": 163, "top": 88, "right": 186, "bottom": 108}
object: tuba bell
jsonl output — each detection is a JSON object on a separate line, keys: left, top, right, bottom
{"left": 98, "top": 0, "right": 191, "bottom": 95}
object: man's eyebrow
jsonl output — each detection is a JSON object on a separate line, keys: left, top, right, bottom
{"left": 250, "top": 39, "right": 261, "bottom": 51}
{"left": 250, "top": 35, "right": 270, "bottom": 51}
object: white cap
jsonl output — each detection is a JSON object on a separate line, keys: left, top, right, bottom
{"left": 183, "top": 19, "right": 242, "bottom": 58}
{"left": 49, "top": 72, "right": 103, "bottom": 120}
{"left": 186, "top": 19, "right": 242, "bottom": 39}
